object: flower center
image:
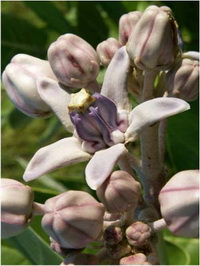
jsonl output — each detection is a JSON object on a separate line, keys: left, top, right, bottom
{"left": 68, "top": 89, "right": 125, "bottom": 153}
{"left": 68, "top": 88, "right": 96, "bottom": 113}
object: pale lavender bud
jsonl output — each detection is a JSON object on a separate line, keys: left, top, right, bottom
{"left": 126, "top": 221, "right": 151, "bottom": 246}
{"left": 119, "top": 11, "right": 142, "bottom": 45}
{"left": 68, "top": 89, "right": 125, "bottom": 153}
{"left": 61, "top": 253, "right": 99, "bottom": 265}
{"left": 1, "top": 178, "right": 34, "bottom": 239}
{"left": 120, "top": 253, "right": 151, "bottom": 265}
{"left": 42, "top": 190, "right": 105, "bottom": 249}
{"left": 48, "top": 34, "right": 100, "bottom": 88}
{"left": 127, "top": 5, "right": 179, "bottom": 70}
{"left": 159, "top": 170, "right": 199, "bottom": 238}
{"left": 2, "top": 54, "right": 55, "bottom": 117}
{"left": 166, "top": 58, "right": 199, "bottom": 101}
{"left": 96, "top": 170, "right": 141, "bottom": 213}
{"left": 96, "top": 38, "right": 122, "bottom": 66}
{"left": 182, "top": 51, "right": 199, "bottom": 61}
{"left": 104, "top": 225, "right": 123, "bottom": 245}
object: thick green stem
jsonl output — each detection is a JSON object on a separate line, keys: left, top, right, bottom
{"left": 140, "top": 70, "right": 165, "bottom": 209}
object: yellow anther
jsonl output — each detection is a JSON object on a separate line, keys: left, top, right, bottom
{"left": 68, "top": 88, "right": 96, "bottom": 113}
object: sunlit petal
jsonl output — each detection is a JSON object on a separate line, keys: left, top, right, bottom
{"left": 37, "top": 77, "right": 74, "bottom": 133}
{"left": 100, "top": 46, "right": 132, "bottom": 111}
{"left": 125, "top": 97, "right": 190, "bottom": 142}
{"left": 23, "top": 137, "right": 91, "bottom": 181}
{"left": 85, "top": 144, "right": 128, "bottom": 190}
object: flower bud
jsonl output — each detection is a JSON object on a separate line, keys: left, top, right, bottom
{"left": 166, "top": 58, "right": 199, "bottom": 101}
{"left": 96, "top": 170, "right": 141, "bottom": 213}
{"left": 120, "top": 253, "right": 151, "bottom": 265}
{"left": 2, "top": 54, "right": 55, "bottom": 117}
{"left": 182, "top": 51, "right": 199, "bottom": 61}
{"left": 127, "top": 5, "right": 179, "bottom": 70}
{"left": 48, "top": 34, "right": 100, "bottom": 88}
{"left": 104, "top": 225, "right": 123, "bottom": 245}
{"left": 126, "top": 221, "right": 151, "bottom": 246}
{"left": 96, "top": 38, "right": 122, "bottom": 67}
{"left": 61, "top": 253, "right": 99, "bottom": 265}
{"left": 119, "top": 11, "right": 142, "bottom": 45}
{"left": 159, "top": 170, "right": 199, "bottom": 238}
{"left": 42, "top": 190, "right": 105, "bottom": 249}
{"left": 1, "top": 178, "right": 34, "bottom": 239}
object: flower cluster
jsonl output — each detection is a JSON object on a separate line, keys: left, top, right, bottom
{"left": 1, "top": 4, "right": 199, "bottom": 265}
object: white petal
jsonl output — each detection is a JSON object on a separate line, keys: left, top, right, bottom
{"left": 125, "top": 97, "right": 190, "bottom": 142}
{"left": 85, "top": 144, "right": 128, "bottom": 190}
{"left": 23, "top": 137, "right": 91, "bottom": 181}
{"left": 100, "top": 46, "right": 132, "bottom": 111}
{"left": 37, "top": 77, "right": 74, "bottom": 133}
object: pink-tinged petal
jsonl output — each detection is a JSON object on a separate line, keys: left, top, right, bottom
{"left": 85, "top": 144, "right": 128, "bottom": 190}
{"left": 125, "top": 97, "right": 190, "bottom": 142}
{"left": 100, "top": 46, "right": 132, "bottom": 112}
{"left": 37, "top": 77, "right": 74, "bottom": 133}
{"left": 23, "top": 137, "right": 91, "bottom": 181}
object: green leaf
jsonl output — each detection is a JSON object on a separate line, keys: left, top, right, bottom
{"left": 8, "top": 108, "right": 32, "bottom": 129}
{"left": 164, "top": 231, "right": 199, "bottom": 265}
{"left": 164, "top": 240, "right": 188, "bottom": 265}
{"left": 8, "top": 227, "right": 62, "bottom": 265}
{"left": 24, "top": 1, "right": 74, "bottom": 34}
{"left": 2, "top": 13, "right": 47, "bottom": 72}
{"left": 98, "top": 2, "right": 127, "bottom": 25}
{"left": 77, "top": 2, "right": 109, "bottom": 47}
{"left": 1, "top": 244, "right": 31, "bottom": 265}
{"left": 167, "top": 99, "right": 199, "bottom": 173}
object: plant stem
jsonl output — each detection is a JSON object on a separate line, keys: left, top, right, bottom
{"left": 159, "top": 119, "right": 168, "bottom": 166}
{"left": 118, "top": 153, "right": 135, "bottom": 176}
{"left": 150, "top": 218, "right": 167, "bottom": 232}
{"left": 32, "top": 202, "right": 45, "bottom": 216}
{"left": 140, "top": 70, "right": 165, "bottom": 209}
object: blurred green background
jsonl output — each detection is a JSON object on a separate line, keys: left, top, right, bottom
{"left": 1, "top": 1, "right": 199, "bottom": 265}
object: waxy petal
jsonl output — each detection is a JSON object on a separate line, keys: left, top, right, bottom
{"left": 37, "top": 77, "right": 74, "bottom": 133}
{"left": 125, "top": 98, "right": 190, "bottom": 142}
{"left": 85, "top": 144, "right": 128, "bottom": 190}
{"left": 23, "top": 137, "right": 91, "bottom": 181}
{"left": 100, "top": 46, "right": 132, "bottom": 112}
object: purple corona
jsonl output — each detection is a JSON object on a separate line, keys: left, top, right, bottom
{"left": 68, "top": 89, "right": 125, "bottom": 153}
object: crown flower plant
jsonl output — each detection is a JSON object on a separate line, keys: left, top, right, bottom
{"left": 1, "top": 3, "right": 199, "bottom": 265}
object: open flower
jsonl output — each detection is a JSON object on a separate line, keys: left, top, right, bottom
{"left": 21, "top": 46, "right": 190, "bottom": 189}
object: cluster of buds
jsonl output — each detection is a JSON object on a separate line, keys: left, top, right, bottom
{"left": 1, "top": 3, "right": 199, "bottom": 266}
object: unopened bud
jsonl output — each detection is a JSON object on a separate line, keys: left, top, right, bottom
{"left": 127, "top": 5, "right": 179, "bottom": 70}
{"left": 104, "top": 225, "right": 123, "bottom": 245}
{"left": 159, "top": 170, "right": 199, "bottom": 238}
{"left": 166, "top": 58, "right": 199, "bottom": 101}
{"left": 48, "top": 34, "right": 100, "bottom": 88}
{"left": 120, "top": 253, "right": 151, "bottom": 265}
{"left": 2, "top": 54, "right": 55, "bottom": 117}
{"left": 182, "top": 51, "right": 199, "bottom": 61}
{"left": 126, "top": 221, "right": 151, "bottom": 246}
{"left": 42, "top": 190, "right": 105, "bottom": 249}
{"left": 97, "top": 170, "right": 141, "bottom": 213}
{"left": 96, "top": 38, "right": 121, "bottom": 66}
{"left": 1, "top": 178, "right": 34, "bottom": 238}
{"left": 61, "top": 253, "right": 99, "bottom": 265}
{"left": 119, "top": 11, "right": 142, "bottom": 45}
